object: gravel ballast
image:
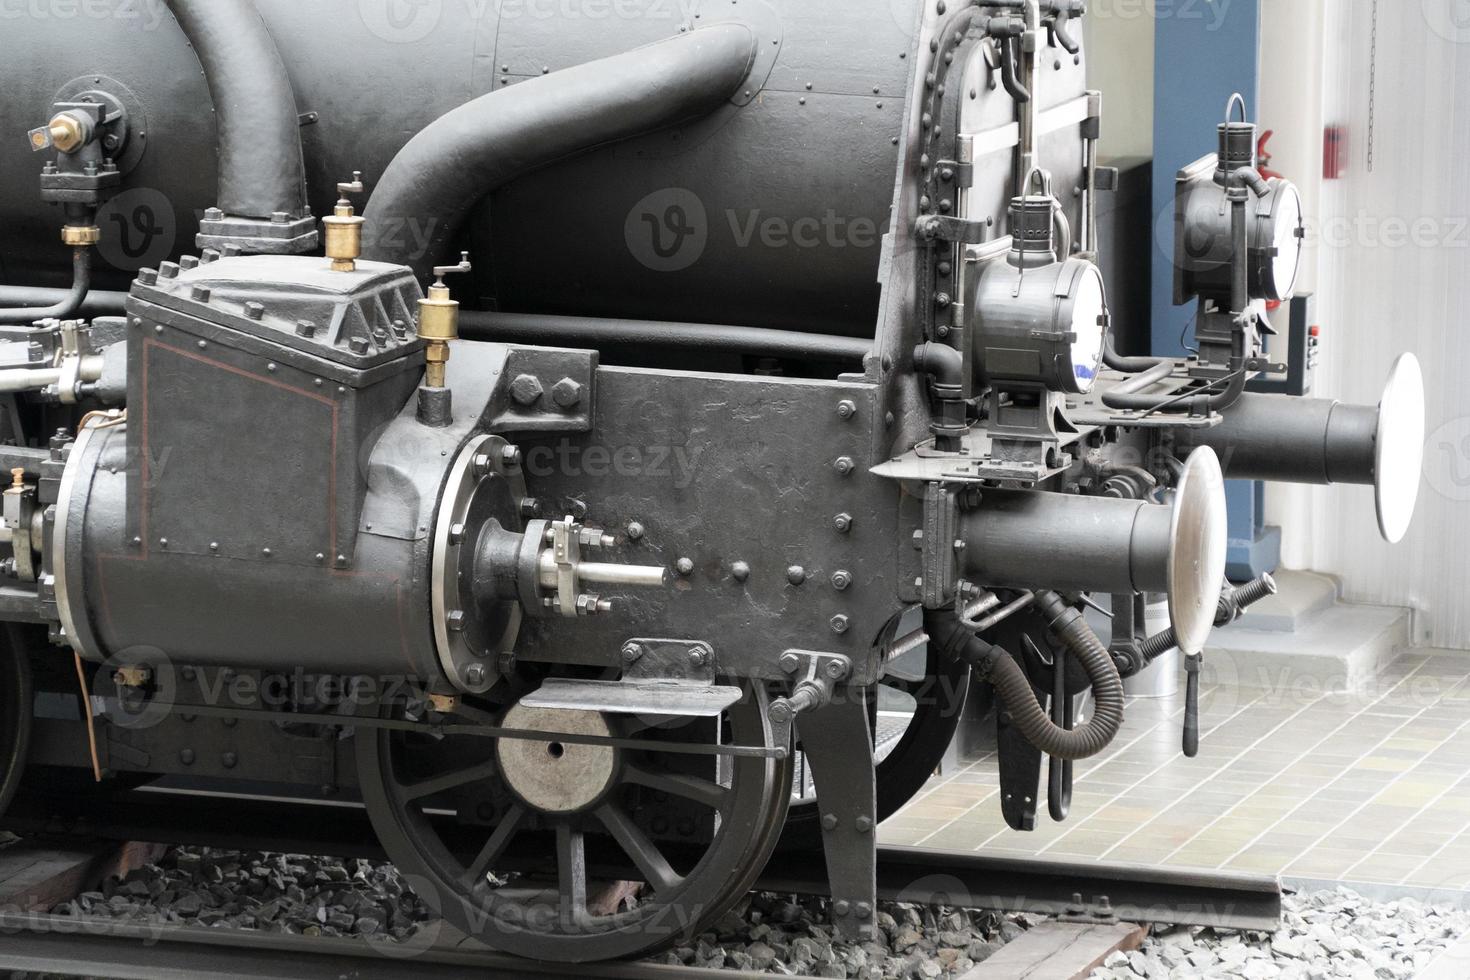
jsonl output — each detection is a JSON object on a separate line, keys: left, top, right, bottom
{"left": 44, "top": 847, "right": 1470, "bottom": 978}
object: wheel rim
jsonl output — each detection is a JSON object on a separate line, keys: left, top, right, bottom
{"left": 357, "top": 681, "right": 790, "bottom": 962}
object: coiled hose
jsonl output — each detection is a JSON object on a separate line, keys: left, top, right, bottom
{"left": 927, "top": 591, "right": 1125, "bottom": 761}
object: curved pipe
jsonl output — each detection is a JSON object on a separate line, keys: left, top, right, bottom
{"left": 1101, "top": 335, "right": 1168, "bottom": 374}
{"left": 0, "top": 248, "right": 91, "bottom": 325}
{"left": 912, "top": 342, "right": 964, "bottom": 386}
{"left": 165, "top": 0, "right": 308, "bottom": 219}
{"left": 928, "top": 592, "right": 1125, "bottom": 760}
{"left": 364, "top": 25, "right": 758, "bottom": 278}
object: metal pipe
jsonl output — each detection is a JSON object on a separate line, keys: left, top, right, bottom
{"left": 573, "top": 562, "right": 669, "bottom": 589}
{"left": 1173, "top": 392, "right": 1378, "bottom": 485}
{"left": 961, "top": 490, "right": 1174, "bottom": 594}
{"left": 0, "top": 368, "right": 63, "bottom": 392}
{"left": 0, "top": 248, "right": 90, "bottom": 325}
{"left": 363, "top": 25, "right": 758, "bottom": 279}
{"left": 461, "top": 311, "right": 870, "bottom": 363}
{"left": 164, "top": 0, "right": 308, "bottom": 220}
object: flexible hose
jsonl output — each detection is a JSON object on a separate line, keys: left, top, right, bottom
{"left": 0, "top": 248, "right": 91, "bottom": 325}
{"left": 927, "top": 591, "right": 1125, "bottom": 761}
{"left": 0, "top": 625, "right": 33, "bottom": 815}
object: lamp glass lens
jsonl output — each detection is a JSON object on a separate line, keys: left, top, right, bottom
{"left": 1070, "top": 265, "right": 1107, "bottom": 392}
{"left": 1270, "top": 183, "right": 1304, "bottom": 300}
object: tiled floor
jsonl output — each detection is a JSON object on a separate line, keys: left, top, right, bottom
{"left": 879, "top": 649, "right": 1470, "bottom": 895}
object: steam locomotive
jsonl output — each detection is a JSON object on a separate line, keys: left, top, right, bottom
{"left": 0, "top": 0, "right": 1424, "bottom": 962}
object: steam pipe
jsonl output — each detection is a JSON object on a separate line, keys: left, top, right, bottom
{"left": 164, "top": 0, "right": 308, "bottom": 220}
{"left": 461, "top": 311, "right": 870, "bottom": 363}
{"left": 0, "top": 248, "right": 90, "bottom": 325}
{"left": 363, "top": 25, "right": 759, "bottom": 278}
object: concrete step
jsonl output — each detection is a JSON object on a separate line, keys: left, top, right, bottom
{"left": 1233, "top": 569, "right": 1341, "bottom": 633}
{"left": 1204, "top": 599, "right": 1410, "bottom": 693}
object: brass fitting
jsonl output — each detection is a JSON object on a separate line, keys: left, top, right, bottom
{"left": 8, "top": 469, "right": 22, "bottom": 490}
{"left": 61, "top": 225, "right": 100, "bottom": 247}
{"left": 418, "top": 252, "right": 472, "bottom": 389}
{"left": 322, "top": 171, "right": 365, "bottom": 272}
{"left": 30, "top": 112, "right": 89, "bottom": 154}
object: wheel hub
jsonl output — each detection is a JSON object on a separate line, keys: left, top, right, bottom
{"left": 495, "top": 703, "right": 617, "bottom": 813}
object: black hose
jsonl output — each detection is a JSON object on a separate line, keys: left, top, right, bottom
{"left": 461, "top": 311, "right": 870, "bottom": 363}
{"left": 0, "top": 248, "right": 91, "bottom": 325}
{"left": 0, "top": 625, "right": 33, "bottom": 817}
{"left": 363, "top": 25, "right": 757, "bottom": 279}
{"left": 927, "top": 591, "right": 1125, "bottom": 761}
{"left": 1101, "top": 335, "right": 1168, "bottom": 373}
{"left": 165, "top": 0, "right": 308, "bottom": 220}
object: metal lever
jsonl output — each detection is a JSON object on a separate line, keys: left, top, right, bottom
{"left": 1182, "top": 652, "right": 1201, "bottom": 757}
{"left": 433, "top": 251, "right": 473, "bottom": 282}
{"left": 336, "top": 170, "right": 365, "bottom": 199}
{"left": 1037, "top": 635, "right": 1073, "bottom": 821}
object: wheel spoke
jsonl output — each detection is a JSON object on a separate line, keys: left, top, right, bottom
{"left": 596, "top": 804, "right": 683, "bottom": 894}
{"left": 461, "top": 804, "right": 527, "bottom": 887}
{"left": 400, "top": 759, "right": 498, "bottom": 801}
{"left": 623, "top": 764, "right": 730, "bottom": 811}
{"left": 557, "top": 822, "right": 587, "bottom": 924}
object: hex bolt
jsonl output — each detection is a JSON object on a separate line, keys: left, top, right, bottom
{"left": 676, "top": 557, "right": 695, "bottom": 576}
{"left": 626, "top": 521, "right": 645, "bottom": 541}
{"left": 472, "top": 452, "right": 492, "bottom": 476}
{"left": 825, "top": 659, "right": 848, "bottom": 680}
{"left": 464, "top": 664, "right": 487, "bottom": 686}
{"left": 447, "top": 610, "right": 466, "bottom": 631}
{"left": 833, "top": 900, "right": 851, "bottom": 917}
{"left": 550, "top": 377, "right": 583, "bottom": 408}
{"left": 348, "top": 336, "right": 369, "bottom": 354}
{"left": 221, "top": 752, "right": 237, "bottom": 769}
{"left": 191, "top": 285, "right": 212, "bottom": 302}
{"left": 786, "top": 565, "right": 806, "bottom": 586}
{"left": 833, "top": 456, "right": 855, "bottom": 476}
{"left": 621, "top": 642, "right": 642, "bottom": 664}
{"left": 519, "top": 497, "right": 541, "bottom": 518}
{"left": 731, "top": 560, "right": 751, "bottom": 583}
{"left": 688, "top": 646, "right": 711, "bottom": 668}
{"left": 912, "top": 529, "right": 925, "bottom": 549}
{"left": 831, "top": 569, "right": 852, "bottom": 591}
{"left": 779, "top": 652, "right": 802, "bottom": 673}
{"left": 510, "top": 373, "right": 544, "bottom": 406}
{"left": 836, "top": 399, "right": 856, "bottom": 420}
{"left": 830, "top": 614, "right": 850, "bottom": 634}
{"left": 501, "top": 445, "right": 522, "bottom": 468}
{"left": 244, "top": 301, "right": 265, "bottom": 320}
{"left": 855, "top": 815, "right": 873, "bottom": 833}
{"left": 159, "top": 261, "right": 180, "bottom": 279}
{"left": 448, "top": 522, "right": 466, "bottom": 544}
{"left": 821, "top": 813, "right": 839, "bottom": 831}
{"left": 833, "top": 512, "right": 853, "bottom": 533}
{"left": 179, "top": 749, "right": 195, "bottom": 765}
{"left": 855, "top": 902, "right": 873, "bottom": 920}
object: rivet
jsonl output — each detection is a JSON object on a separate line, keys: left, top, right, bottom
{"left": 833, "top": 513, "right": 853, "bottom": 533}
{"left": 836, "top": 399, "right": 856, "bottom": 420}
{"left": 834, "top": 900, "right": 851, "bottom": 916}
{"left": 261, "top": 547, "right": 272, "bottom": 557}
{"left": 267, "top": 363, "right": 277, "bottom": 373}
{"left": 197, "top": 340, "right": 207, "bottom": 350}
{"left": 159, "top": 538, "right": 168, "bottom": 548}
{"left": 786, "top": 565, "right": 806, "bottom": 586}
{"left": 621, "top": 642, "right": 642, "bottom": 663}
{"left": 209, "top": 542, "right": 218, "bottom": 552}
{"left": 676, "top": 557, "right": 695, "bottom": 576}
{"left": 179, "top": 749, "right": 195, "bottom": 765}
{"left": 834, "top": 456, "right": 855, "bottom": 476}
{"left": 626, "top": 521, "right": 645, "bottom": 541}
{"left": 731, "top": 561, "right": 751, "bottom": 583}
{"left": 221, "top": 751, "right": 237, "bottom": 769}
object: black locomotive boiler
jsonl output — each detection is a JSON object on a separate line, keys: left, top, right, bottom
{"left": 0, "top": 0, "right": 1426, "bottom": 962}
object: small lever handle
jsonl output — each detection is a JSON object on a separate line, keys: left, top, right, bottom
{"left": 432, "top": 251, "right": 473, "bottom": 284}
{"left": 336, "top": 170, "right": 364, "bottom": 201}
{"left": 1182, "top": 652, "right": 1201, "bottom": 757}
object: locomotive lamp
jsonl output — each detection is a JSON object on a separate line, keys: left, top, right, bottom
{"left": 968, "top": 192, "right": 1109, "bottom": 395}
{"left": 1174, "top": 96, "right": 1306, "bottom": 307}
{"left": 322, "top": 171, "right": 365, "bottom": 272}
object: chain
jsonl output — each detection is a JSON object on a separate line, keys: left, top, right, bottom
{"left": 1367, "top": 0, "right": 1378, "bottom": 173}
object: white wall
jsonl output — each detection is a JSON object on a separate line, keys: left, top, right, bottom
{"left": 1287, "top": 1, "right": 1470, "bottom": 647}
{"left": 1083, "top": 3, "right": 1155, "bottom": 159}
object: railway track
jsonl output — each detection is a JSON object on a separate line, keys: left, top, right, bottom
{"left": 2, "top": 782, "right": 1282, "bottom": 936}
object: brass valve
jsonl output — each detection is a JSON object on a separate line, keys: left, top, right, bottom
{"left": 418, "top": 252, "right": 471, "bottom": 390}
{"left": 27, "top": 112, "right": 90, "bottom": 154}
{"left": 322, "top": 171, "right": 365, "bottom": 272}
{"left": 61, "top": 225, "right": 100, "bottom": 247}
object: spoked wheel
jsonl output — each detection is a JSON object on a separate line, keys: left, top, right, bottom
{"left": 777, "top": 641, "right": 970, "bottom": 849}
{"left": 356, "top": 680, "right": 791, "bottom": 962}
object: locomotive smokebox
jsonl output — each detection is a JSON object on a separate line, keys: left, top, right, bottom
{"left": 1174, "top": 354, "right": 1425, "bottom": 542}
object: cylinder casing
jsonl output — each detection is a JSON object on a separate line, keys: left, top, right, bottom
{"left": 1174, "top": 392, "right": 1377, "bottom": 486}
